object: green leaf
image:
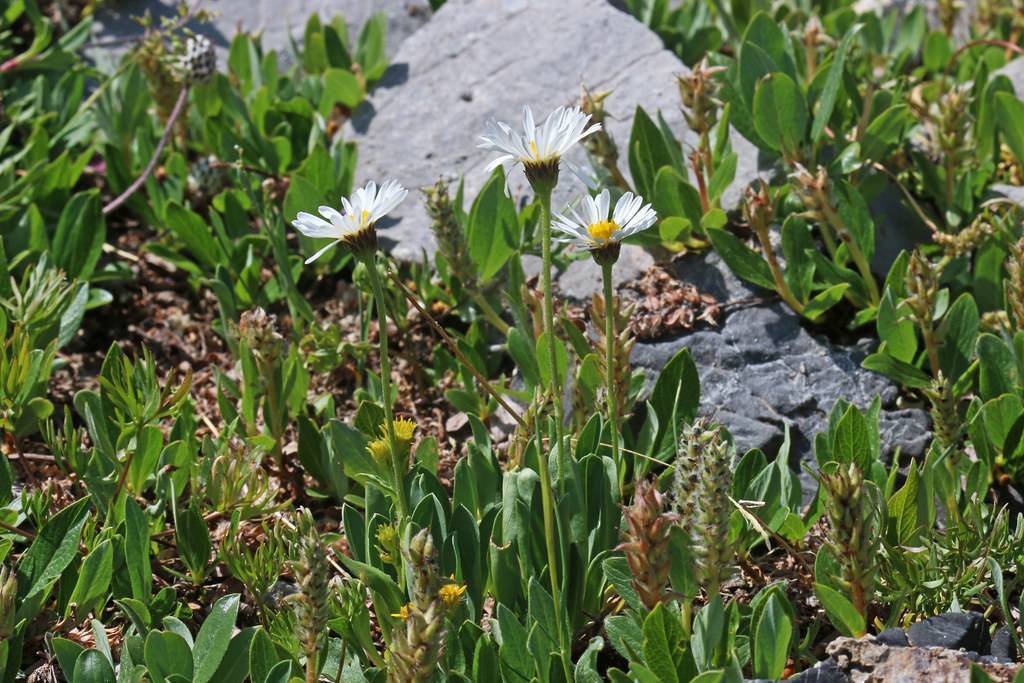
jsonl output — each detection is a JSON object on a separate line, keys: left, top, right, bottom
{"left": 978, "top": 333, "right": 1017, "bottom": 401}
{"left": 629, "top": 106, "right": 679, "bottom": 198}
{"left": 802, "top": 283, "right": 849, "bottom": 321}
{"left": 174, "top": 504, "right": 211, "bottom": 583}
{"left": 72, "top": 649, "right": 116, "bottom": 683}
{"left": 814, "top": 583, "right": 865, "bottom": 636}
{"left": 68, "top": 539, "right": 113, "bottom": 618}
{"left": 574, "top": 637, "right": 604, "bottom": 683}
{"left": 938, "top": 292, "right": 979, "bottom": 382}
{"left": 51, "top": 190, "right": 104, "bottom": 281}
{"left": 536, "top": 332, "right": 568, "bottom": 393}
{"left": 643, "top": 604, "right": 681, "bottom": 683}
{"left": 862, "top": 352, "right": 932, "bottom": 389}
{"left": 706, "top": 227, "right": 775, "bottom": 290}
{"left": 753, "top": 593, "right": 792, "bottom": 679}
{"left": 467, "top": 168, "right": 517, "bottom": 281}
{"left": 193, "top": 594, "right": 240, "bottom": 683}
{"left": 602, "top": 557, "right": 643, "bottom": 612}
{"left": 887, "top": 461, "right": 923, "bottom": 545}
{"left": 753, "top": 72, "right": 807, "bottom": 155}
{"left": 144, "top": 631, "right": 194, "bottom": 683}
{"left": 811, "top": 24, "right": 861, "bottom": 143}
{"left": 649, "top": 348, "right": 700, "bottom": 456}
{"left": 16, "top": 498, "right": 90, "bottom": 617}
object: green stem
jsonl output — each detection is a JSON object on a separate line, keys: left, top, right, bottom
{"left": 753, "top": 226, "right": 804, "bottom": 314}
{"left": 538, "top": 191, "right": 567, "bottom": 491}
{"left": 601, "top": 262, "right": 621, "bottom": 470}
{"left": 469, "top": 289, "right": 511, "bottom": 336}
{"left": 365, "top": 257, "right": 409, "bottom": 523}
{"left": 533, "top": 410, "right": 573, "bottom": 681}
{"left": 822, "top": 205, "right": 880, "bottom": 305}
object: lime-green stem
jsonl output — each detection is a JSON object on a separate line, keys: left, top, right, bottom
{"left": 538, "top": 191, "right": 567, "bottom": 490}
{"left": 469, "top": 289, "right": 511, "bottom": 335}
{"left": 601, "top": 261, "right": 621, "bottom": 471}
{"left": 822, "top": 204, "right": 880, "bottom": 305}
{"left": 365, "top": 257, "right": 408, "bottom": 522}
{"left": 532, "top": 411, "right": 573, "bottom": 681}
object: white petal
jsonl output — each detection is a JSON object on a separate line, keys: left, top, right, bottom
{"left": 293, "top": 212, "right": 337, "bottom": 238}
{"left": 304, "top": 240, "right": 339, "bottom": 264}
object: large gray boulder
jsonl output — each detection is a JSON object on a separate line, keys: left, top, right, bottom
{"left": 89, "top": 0, "right": 430, "bottom": 61}
{"left": 346, "top": 0, "right": 768, "bottom": 261}
{"left": 630, "top": 250, "right": 931, "bottom": 466}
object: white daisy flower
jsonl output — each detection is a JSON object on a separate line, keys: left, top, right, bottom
{"left": 478, "top": 105, "right": 601, "bottom": 190}
{"left": 292, "top": 179, "right": 408, "bottom": 263}
{"left": 552, "top": 189, "right": 658, "bottom": 251}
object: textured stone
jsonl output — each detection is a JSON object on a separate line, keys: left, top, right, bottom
{"left": 990, "top": 626, "right": 1017, "bottom": 661}
{"left": 629, "top": 250, "right": 931, "bottom": 465}
{"left": 90, "top": 0, "right": 430, "bottom": 62}
{"left": 792, "top": 660, "right": 849, "bottom": 683}
{"left": 875, "top": 628, "right": 910, "bottom": 647}
{"left": 346, "top": 0, "right": 768, "bottom": 261}
{"left": 826, "top": 635, "right": 1022, "bottom": 682}
{"left": 557, "top": 245, "right": 654, "bottom": 301}
{"left": 907, "top": 612, "right": 988, "bottom": 652}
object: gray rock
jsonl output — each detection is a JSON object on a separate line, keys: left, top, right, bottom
{"left": 792, "top": 660, "right": 849, "bottom": 683}
{"left": 995, "top": 57, "right": 1024, "bottom": 100}
{"left": 346, "top": 0, "right": 768, "bottom": 261}
{"left": 907, "top": 612, "right": 988, "bottom": 652}
{"left": 826, "top": 635, "right": 1022, "bottom": 682}
{"left": 90, "top": 0, "right": 430, "bottom": 64}
{"left": 557, "top": 245, "right": 654, "bottom": 301}
{"left": 990, "top": 626, "right": 1018, "bottom": 662}
{"left": 875, "top": 627, "right": 911, "bottom": 647}
{"left": 630, "top": 251, "right": 931, "bottom": 465}
{"left": 869, "top": 185, "right": 932, "bottom": 276}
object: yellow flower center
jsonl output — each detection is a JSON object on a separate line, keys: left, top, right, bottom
{"left": 392, "top": 417, "right": 417, "bottom": 445}
{"left": 438, "top": 579, "right": 467, "bottom": 608}
{"left": 588, "top": 219, "right": 619, "bottom": 243}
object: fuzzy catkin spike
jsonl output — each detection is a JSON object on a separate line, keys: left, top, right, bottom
{"left": 423, "top": 178, "right": 476, "bottom": 288}
{"left": 1006, "top": 238, "right": 1024, "bottom": 331}
{"left": 674, "top": 419, "right": 736, "bottom": 598}
{"left": 388, "top": 529, "right": 458, "bottom": 683}
{"left": 616, "top": 479, "right": 677, "bottom": 609}
{"left": 288, "top": 509, "right": 331, "bottom": 683}
{"left": 820, "top": 463, "right": 879, "bottom": 629}
{"left": 0, "top": 566, "right": 15, "bottom": 639}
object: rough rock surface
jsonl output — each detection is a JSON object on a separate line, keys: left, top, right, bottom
{"left": 825, "top": 636, "right": 1022, "bottom": 682}
{"left": 907, "top": 612, "right": 988, "bottom": 652}
{"left": 346, "top": 0, "right": 769, "bottom": 261}
{"left": 90, "top": 0, "right": 430, "bottom": 61}
{"left": 629, "top": 250, "right": 931, "bottom": 465}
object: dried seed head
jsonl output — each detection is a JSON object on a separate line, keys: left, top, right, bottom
{"left": 677, "top": 57, "right": 725, "bottom": 134}
{"left": 1007, "top": 238, "right": 1024, "bottom": 331}
{"left": 179, "top": 35, "right": 217, "bottom": 84}
{"left": 616, "top": 479, "right": 678, "bottom": 609}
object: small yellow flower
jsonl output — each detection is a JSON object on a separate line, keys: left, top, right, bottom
{"left": 438, "top": 576, "right": 467, "bottom": 609}
{"left": 391, "top": 603, "right": 414, "bottom": 621}
{"left": 393, "top": 417, "right": 417, "bottom": 445}
{"left": 376, "top": 524, "right": 398, "bottom": 563}
{"left": 367, "top": 437, "right": 390, "bottom": 466}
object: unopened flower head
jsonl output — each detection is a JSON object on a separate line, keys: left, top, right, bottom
{"left": 552, "top": 189, "right": 657, "bottom": 264}
{"left": 292, "top": 179, "right": 408, "bottom": 262}
{"left": 479, "top": 105, "right": 600, "bottom": 192}
{"left": 367, "top": 437, "right": 390, "bottom": 466}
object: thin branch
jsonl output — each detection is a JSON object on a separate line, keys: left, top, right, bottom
{"left": 102, "top": 86, "right": 189, "bottom": 216}
{"left": 385, "top": 269, "right": 527, "bottom": 428}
